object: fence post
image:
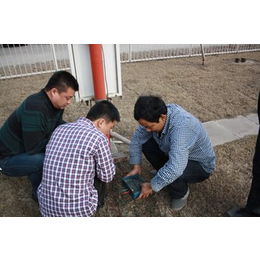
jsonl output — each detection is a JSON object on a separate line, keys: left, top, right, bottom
{"left": 200, "top": 44, "right": 205, "bottom": 65}
{"left": 236, "top": 45, "right": 239, "bottom": 53}
{"left": 51, "top": 44, "right": 59, "bottom": 71}
{"left": 128, "top": 44, "right": 132, "bottom": 62}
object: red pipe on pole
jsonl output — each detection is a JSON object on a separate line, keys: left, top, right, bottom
{"left": 89, "top": 44, "right": 107, "bottom": 101}
{"left": 89, "top": 44, "right": 110, "bottom": 142}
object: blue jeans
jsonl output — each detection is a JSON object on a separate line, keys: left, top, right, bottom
{"left": 0, "top": 153, "right": 44, "bottom": 196}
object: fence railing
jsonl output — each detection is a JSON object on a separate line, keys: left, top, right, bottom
{"left": 1, "top": 44, "right": 260, "bottom": 79}
{"left": 120, "top": 44, "right": 260, "bottom": 62}
{"left": 0, "top": 44, "right": 70, "bottom": 79}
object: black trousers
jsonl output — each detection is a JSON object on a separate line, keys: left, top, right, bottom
{"left": 245, "top": 92, "right": 260, "bottom": 216}
{"left": 245, "top": 127, "right": 260, "bottom": 216}
{"left": 142, "top": 137, "right": 210, "bottom": 199}
{"left": 94, "top": 176, "right": 106, "bottom": 208}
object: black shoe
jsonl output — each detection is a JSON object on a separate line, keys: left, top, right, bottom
{"left": 224, "top": 207, "right": 253, "bottom": 217}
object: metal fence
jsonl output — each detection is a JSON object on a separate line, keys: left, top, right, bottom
{"left": 0, "top": 44, "right": 70, "bottom": 79}
{"left": 120, "top": 44, "right": 260, "bottom": 62}
{"left": 1, "top": 44, "right": 260, "bottom": 80}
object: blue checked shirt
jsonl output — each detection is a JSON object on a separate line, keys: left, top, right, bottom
{"left": 37, "top": 117, "right": 115, "bottom": 217}
{"left": 129, "top": 104, "right": 215, "bottom": 192}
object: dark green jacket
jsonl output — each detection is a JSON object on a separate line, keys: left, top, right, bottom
{"left": 0, "top": 89, "right": 65, "bottom": 159}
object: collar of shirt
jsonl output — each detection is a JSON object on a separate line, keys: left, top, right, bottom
{"left": 157, "top": 104, "right": 178, "bottom": 139}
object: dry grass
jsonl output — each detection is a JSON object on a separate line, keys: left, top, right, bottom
{"left": 0, "top": 52, "right": 260, "bottom": 217}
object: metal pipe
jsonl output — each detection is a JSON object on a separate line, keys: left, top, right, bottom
{"left": 110, "top": 131, "right": 131, "bottom": 145}
{"left": 89, "top": 44, "right": 106, "bottom": 101}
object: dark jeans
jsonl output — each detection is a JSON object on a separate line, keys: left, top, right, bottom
{"left": 245, "top": 127, "right": 260, "bottom": 216}
{"left": 94, "top": 176, "right": 106, "bottom": 208}
{"left": 142, "top": 137, "right": 211, "bottom": 199}
{"left": 0, "top": 153, "right": 44, "bottom": 197}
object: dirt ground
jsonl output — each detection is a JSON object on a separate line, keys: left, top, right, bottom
{"left": 0, "top": 52, "right": 260, "bottom": 217}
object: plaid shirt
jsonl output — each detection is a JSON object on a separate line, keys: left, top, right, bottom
{"left": 129, "top": 104, "right": 215, "bottom": 192}
{"left": 37, "top": 117, "right": 115, "bottom": 217}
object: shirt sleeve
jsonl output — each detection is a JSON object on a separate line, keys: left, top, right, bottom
{"left": 95, "top": 136, "right": 116, "bottom": 183}
{"left": 150, "top": 127, "right": 197, "bottom": 192}
{"left": 129, "top": 125, "right": 152, "bottom": 165}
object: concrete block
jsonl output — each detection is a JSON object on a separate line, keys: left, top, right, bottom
{"left": 217, "top": 115, "right": 259, "bottom": 138}
{"left": 203, "top": 121, "right": 239, "bottom": 147}
{"left": 246, "top": 113, "right": 259, "bottom": 125}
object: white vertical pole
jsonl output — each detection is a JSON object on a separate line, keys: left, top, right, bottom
{"left": 51, "top": 44, "right": 59, "bottom": 71}
{"left": 128, "top": 44, "right": 132, "bottom": 62}
{"left": 236, "top": 44, "right": 239, "bottom": 53}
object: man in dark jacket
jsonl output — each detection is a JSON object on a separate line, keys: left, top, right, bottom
{"left": 0, "top": 71, "right": 79, "bottom": 201}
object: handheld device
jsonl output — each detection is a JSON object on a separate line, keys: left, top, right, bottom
{"left": 121, "top": 175, "right": 144, "bottom": 200}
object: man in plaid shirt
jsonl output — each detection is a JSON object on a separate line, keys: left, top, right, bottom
{"left": 37, "top": 101, "right": 120, "bottom": 217}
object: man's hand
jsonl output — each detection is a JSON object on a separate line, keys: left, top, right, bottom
{"left": 137, "top": 182, "right": 153, "bottom": 199}
{"left": 126, "top": 165, "right": 141, "bottom": 177}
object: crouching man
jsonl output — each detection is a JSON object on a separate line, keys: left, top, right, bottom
{"left": 37, "top": 100, "right": 120, "bottom": 217}
{"left": 127, "top": 96, "right": 215, "bottom": 211}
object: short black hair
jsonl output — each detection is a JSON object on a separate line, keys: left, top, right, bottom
{"left": 87, "top": 100, "right": 120, "bottom": 123}
{"left": 44, "top": 71, "right": 79, "bottom": 92}
{"left": 134, "top": 96, "right": 167, "bottom": 122}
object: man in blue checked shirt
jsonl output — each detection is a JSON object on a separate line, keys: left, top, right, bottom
{"left": 127, "top": 96, "right": 215, "bottom": 211}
